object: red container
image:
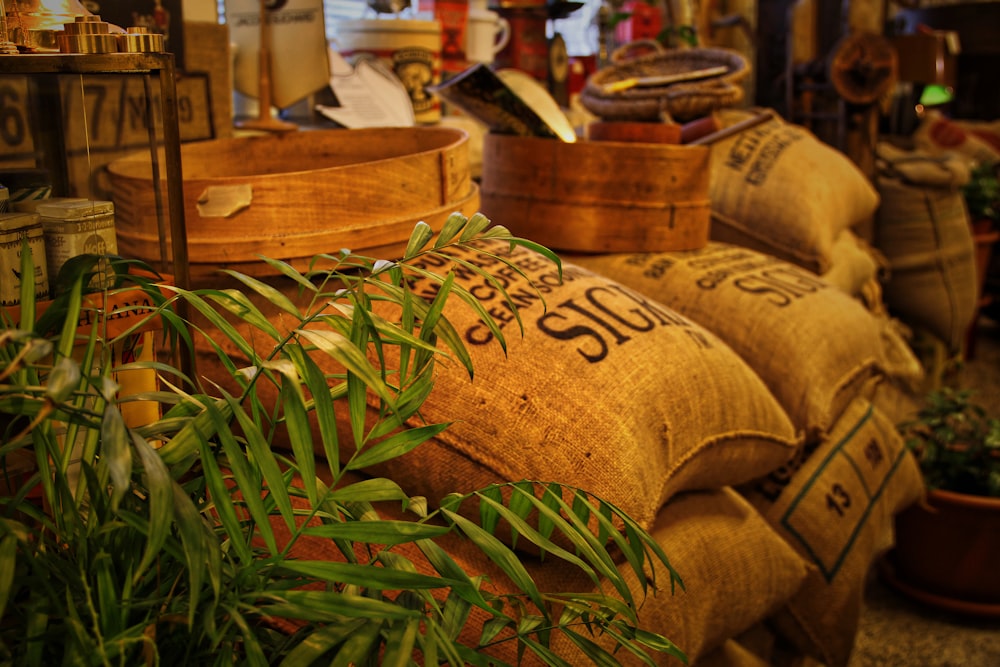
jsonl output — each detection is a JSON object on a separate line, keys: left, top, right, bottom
{"left": 493, "top": 7, "right": 549, "bottom": 82}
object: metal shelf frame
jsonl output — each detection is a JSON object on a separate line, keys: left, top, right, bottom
{"left": 0, "top": 52, "right": 190, "bottom": 292}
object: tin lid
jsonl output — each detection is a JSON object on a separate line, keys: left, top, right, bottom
{"left": 0, "top": 211, "right": 41, "bottom": 232}
{"left": 0, "top": 167, "right": 52, "bottom": 191}
{"left": 15, "top": 196, "right": 88, "bottom": 214}
{"left": 35, "top": 199, "right": 114, "bottom": 221}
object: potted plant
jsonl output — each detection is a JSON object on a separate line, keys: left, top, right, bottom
{"left": 0, "top": 217, "right": 686, "bottom": 665}
{"left": 962, "top": 162, "right": 1000, "bottom": 356}
{"left": 881, "top": 386, "right": 1000, "bottom": 616}
{"left": 962, "top": 163, "right": 1000, "bottom": 231}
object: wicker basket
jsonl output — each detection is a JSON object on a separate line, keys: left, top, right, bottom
{"left": 580, "top": 45, "right": 750, "bottom": 122}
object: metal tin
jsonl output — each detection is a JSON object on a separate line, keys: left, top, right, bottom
{"left": 0, "top": 212, "right": 50, "bottom": 306}
{"left": 37, "top": 199, "right": 118, "bottom": 287}
{"left": 0, "top": 168, "right": 53, "bottom": 212}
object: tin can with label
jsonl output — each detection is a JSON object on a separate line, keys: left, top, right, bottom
{"left": 332, "top": 19, "right": 443, "bottom": 124}
{"left": 36, "top": 199, "right": 118, "bottom": 288}
{"left": 0, "top": 211, "right": 50, "bottom": 306}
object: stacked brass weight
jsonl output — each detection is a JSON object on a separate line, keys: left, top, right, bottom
{"left": 56, "top": 15, "right": 118, "bottom": 53}
{"left": 55, "top": 16, "right": 163, "bottom": 54}
{"left": 120, "top": 27, "right": 164, "bottom": 54}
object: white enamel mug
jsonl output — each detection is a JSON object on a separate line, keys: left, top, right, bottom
{"left": 465, "top": 9, "right": 510, "bottom": 65}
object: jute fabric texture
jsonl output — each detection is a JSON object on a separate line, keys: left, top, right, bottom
{"left": 707, "top": 109, "right": 880, "bottom": 274}
{"left": 282, "top": 475, "right": 811, "bottom": 666}
{"left": 342, "top": 241, "right": 800, "bottom": 532}
{"left": 195, "top": 240, "right": 801, "bottom": 534}
{"left": 874, "top": 173, "right": 978, "bottom": 352}
{"left": 822, "top": 231, "right": 884, "bottom": 299}
{"left": 570, "top": 244, "right": 891, "bottom": 441}
{"left": 739, "top": 397, "right": 924, "bottom": 667}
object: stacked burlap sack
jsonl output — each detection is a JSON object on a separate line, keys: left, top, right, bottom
{"left": 706, "top": 109, "right": 880, "bottom": 277}
{"left": 700, "top": 107, "right": 926, "bottom": 422}
{"left": 195, "top": 238, "right": 832, "bottom": 665}
{"left": 190, "top": 108, "right": 933, "bottom": 664}
{"left": 571, "top": 246, "right": 926, "bottom": 666}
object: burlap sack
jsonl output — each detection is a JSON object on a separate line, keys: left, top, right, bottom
{"left": 822, "top": 231, "right": 884, "bottom": 298}
{"left": 739, "top": 397, "right": 925, "bottom": 667}
{"left": 708, "top": 109, "right": 880, "bottom": 274}
{"left": 284, "top": 478, "right": 811, "bottom": 666}
{"left": 195, "top": 240, "right": 800, "bottom": 534}
{"left": 912, "top": 110, "right": 1000, "bottom": 169}
{"left": 340, "top": 241, "right": 799, "bottom": 531}
{"left": 570, "top": 244, "right": 891, "bottom": 440}
{"left": 874, "top": 174, "right": 978, "bottom": 352}
{"left": 695, "top": 639, "right": 772, "bottom": 667}
{"left": 875, "top": 140, "right": 972, "bottom": 189}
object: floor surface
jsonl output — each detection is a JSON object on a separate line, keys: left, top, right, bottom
{"left": 847, "top": 315, "right": 1000, "bottom": 667}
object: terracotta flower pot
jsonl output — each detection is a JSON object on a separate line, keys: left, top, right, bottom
{"left": 881, "top": 487, "right": 1000, "bottom": 616}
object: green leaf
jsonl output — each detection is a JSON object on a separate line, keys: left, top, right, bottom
{"left": 459, "top": 212, "right": 492, "bottom": 241}
{"left": 475, "top": 492, "right": 598, "bottom": 586}
{"left": 435, "top": 212, "right": 469, "bottom": 247}
{"left": 295, "top": 327, "right": 397, "bottom": 408}
{"left": 255, "top": 255, "right": 321, "bottom": 293}
{"left": 100, "top": 405, "right": 132, "bottom": 510}
{"left": 302, "top": 519, "right": 450, "bottom": 545}
{"left": 223, "top": 604, "right": 270, "bottom": 667}
{"left": 275, "top": 369, "right": 318, "bottom": 507}
{"left": 441, "top": 508, "right": 545, "bottom": 612}
{"left": 157, "top": 394, "right": 233, "bottom": 466}
{"left": 0, "top": 532, "right": 17, "bottom": 622}
{"left": 204, "top": 289, "right": 281, "bottom": 341}
{"left": 519, "top": 635, "right": 574, "bottom": 667}
{"left": 277, "top": 619, "right": 367, "bottom": 666}
{"left": 197, "top": 432, "right": 254, "bottom": 564}
{"left": 130, "top": 431, "right": 174, "bottom": 582}
{"left": 207, "top": 398, "right": 278, "bottom": 554}
{"left": 172, "top": 478, "right": 220, "bottom": 622}
{"left": 633, "top": 626, "right": 688, "bottom": 662}
{"left": 274, "top": 590, "right": 422, "bottom": 621}
{"left": 415, "top": 538, "right": 493, "bottom": 611}
{"left": 330, "top": 618, "right": 383, "bottom": 667}
{"left": 404, "top": 221, "right": 436, "bottom": 259}
{"left": 347, "top": 422, "right": 451, "bottom": 471}
{"left": 278, "top": 560, "right": 462, "bottom": 591}
{"left": 288, "top": 345, "right": 341, "bottom": 475}
{"left": 562, "top": 628, "right": 629, "bottom": 667}
{"left": 44, "top": 355, "right": 81, "bottom": 403}
{"left": 521, "top": 485, "right": 636, "bottom": 609}
{"left": 478, "top": 485, "right": 503, "bottom": 535}
{"left": 327, "top": 477, "right": 410, "bottom": 503}
{"left": 381, "top": 618, "right": 420, "bottom": 667}
{"left": 219, "top": 269, "right": 302, "bottom": 318}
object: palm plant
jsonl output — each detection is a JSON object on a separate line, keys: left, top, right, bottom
{"left": 0, "top": 214, "right": 685, "bottom": 666}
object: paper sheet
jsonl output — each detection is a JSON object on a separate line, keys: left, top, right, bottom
{"left": 317, "top": 51, "right": 415, "bottom": 128}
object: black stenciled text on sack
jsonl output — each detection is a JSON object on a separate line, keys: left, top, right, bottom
{"left": 723, "top": 124, "right": 804, "bottom": 186}
{"left": 405, "top": 243, "right": 712, "bottom": 363}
